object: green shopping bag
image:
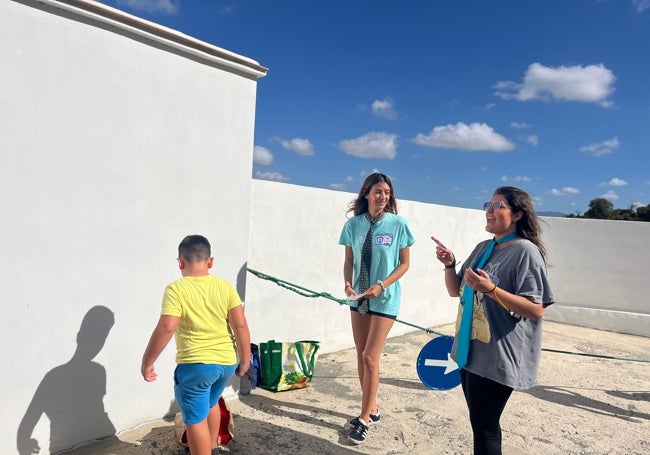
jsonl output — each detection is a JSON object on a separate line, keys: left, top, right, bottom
{"left": 258, "top": 340, "right": 320, "bottom": 392}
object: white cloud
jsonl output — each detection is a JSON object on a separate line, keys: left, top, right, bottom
{"left": 511, "top": 121, "right": 530, "bottom": 129}
{"left": 548, "top": 187, "right": 580, "bottom": 196}
{"left": 372, "top": 98, "right": 398, "bottom": 120}
{"left": 526, "top": 135, "right": 539, "bottom": 146}
{"left": 579, "top": 137, "right": 620, "bottom": 157}
{"left": 631, "top": 201, "right": 645, "bottom": 210}
{"left": 599, "top": 190, "right": 619, "bottom": 200}
{"left": 412, "top": 122, "right": 515, "bottom": 151}
{"left": 599, "top": 177, "right": 628, "bottom": 187}
{"left": 501, "top": 175, "right": 532, "bottom": 182}
{"left": 632, "top": 0, "right": 650, "bottom": 13}
{"left": 329, "top": 176, "right": 355, "bottom": 191}
{"left": 254, "top": 171, "right": 290, "bottom": 182}
{"left": 328, "top": 183, "right": 347, "bottom": 191}
{"left": 277, "top": 138, "right": 315, "bottom": 156}
{"left": 494, "top": 63, "right": 616, "bottom": 107}
{"left": 339, "top": 132, "right": 398, "bottom": 159}
{"left": 117, "top": 0, "right": 179, "bottom": 15}
{"left": 253, "top": 146, "right": 273, "bottom": 166}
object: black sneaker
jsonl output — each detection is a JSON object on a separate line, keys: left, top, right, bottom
{"left": 347, "top": 411, "right": 380, "bottom": 428}
{"left": 348, "top": 418, "right": 369, "bottom": 445}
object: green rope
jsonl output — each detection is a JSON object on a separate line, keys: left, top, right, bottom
{"left": 540, "top": 348, "right": 649, "bottom": 363}
{"left": 246, "top": 268, "right": 650, "bottom": 363}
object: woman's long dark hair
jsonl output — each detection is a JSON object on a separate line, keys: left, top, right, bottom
{"left": 347, "top": 172, "right": 398, "bottom": 216}
{"left": 494, "top": 186, "right": 547, "bottom": 260}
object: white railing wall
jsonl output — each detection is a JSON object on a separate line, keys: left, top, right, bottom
{"left": 2, "top": 1, "right": 648, "bottom": 453}
{"left": 246, "top": 180, "right": 650, "bottom": 349}
{"left": 1, "top": 1, "right": 263, "bottom": 453}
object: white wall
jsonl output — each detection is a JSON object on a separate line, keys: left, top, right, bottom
{"left": 246, "top": 181, "right": 650, "bottom": 351}
{"left": 1, "top": 1, "right": 264, "bottom": 453}
{"left": 541, "top": 217, "right": 650, "bottom": 335}
{"left": 2, "top": 1, "right": 648, "bottom": 453}
{"left": 245, "top": 181, "right": 488, "bottom": 352}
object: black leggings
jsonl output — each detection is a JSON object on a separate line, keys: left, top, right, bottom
{"left": 460, "top": 369, "right": 513, "bottom": 455}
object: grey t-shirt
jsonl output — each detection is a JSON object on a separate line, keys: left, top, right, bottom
{"left": 453, "top": 238, "right": 554, "bottom": 389}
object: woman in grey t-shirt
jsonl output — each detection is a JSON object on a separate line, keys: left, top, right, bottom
{"left": 432, "top": 186, "right": 554, "bottom": 454}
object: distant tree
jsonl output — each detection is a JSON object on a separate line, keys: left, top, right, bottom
{"left": 566, "top": 199, "right": 649, "bottom": 222}
{"left": 636, "top": 204, "right": 650, "bottom": 222}
{"left": 584, "top": 198, "right": 614, "bottom": 219}
{"left": 611, "top": 208, "right": 636, "bottom": 221}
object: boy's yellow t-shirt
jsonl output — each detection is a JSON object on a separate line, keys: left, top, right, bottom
{"left": 161, "top": 275, "right": 242, "bottom": 364}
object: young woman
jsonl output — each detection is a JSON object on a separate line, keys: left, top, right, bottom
{"left": 338, "top": 172, "right": 414, "bottom": 444}
{"left": 432, "top": 186, "right": 554, "bottom": 454}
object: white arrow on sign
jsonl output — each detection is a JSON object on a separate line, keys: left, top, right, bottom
{"left": 424, "top": 352, "right": 459, "bottom": 375}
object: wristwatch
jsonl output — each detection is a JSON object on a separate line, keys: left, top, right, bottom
{"left": 377, "top": 280, "right": 385, "bottom": 291}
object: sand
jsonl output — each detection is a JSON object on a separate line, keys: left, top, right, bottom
{"left": 65, "top": 321, "right": 650, "bottom": 455}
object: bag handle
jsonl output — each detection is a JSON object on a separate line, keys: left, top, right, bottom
{"left": 295, "top": 341, "right": 319, "bottom": 379}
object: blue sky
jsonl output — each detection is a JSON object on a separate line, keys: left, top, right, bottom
{"left": 98, "top": 0, "right": 649, "bottom": 215}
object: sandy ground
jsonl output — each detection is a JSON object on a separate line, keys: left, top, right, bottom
{"left": 65, "top": 321, "right": 650, "bottom": 455}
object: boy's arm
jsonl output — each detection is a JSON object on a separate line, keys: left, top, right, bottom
{"left": 228, "top": 304, "right": 251, "bottom": 377}
{"left": 141, "top": 315, "right": 179, "bottom": 382}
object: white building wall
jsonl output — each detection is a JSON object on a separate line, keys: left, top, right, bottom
{"left": 2, "top": 1, "right": 648, "bottom": 453}
{"left": 1, "top": 1, "right": 265, "bottom": 453}
{"left": 246, "top": 180, "right": 650, "bottom": 351}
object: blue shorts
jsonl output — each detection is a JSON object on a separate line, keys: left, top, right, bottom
{"left": 174, "top": 363, "right": 236, "bottom": 425}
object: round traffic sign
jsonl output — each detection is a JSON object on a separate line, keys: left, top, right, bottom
{"left": 416, "top": 335, "right": 461, "bottom": 390}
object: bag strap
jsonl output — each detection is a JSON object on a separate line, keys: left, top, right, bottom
{"left": 295, "top": 342, "right": 319, "bottom": 379}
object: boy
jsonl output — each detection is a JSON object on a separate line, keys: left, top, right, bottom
{"left": 141, "top": 235, "right": 250, "bottom": 455}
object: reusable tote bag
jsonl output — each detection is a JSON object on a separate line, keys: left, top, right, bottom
{"left": 258, "top": 340, "right": 320, "bottom": 392}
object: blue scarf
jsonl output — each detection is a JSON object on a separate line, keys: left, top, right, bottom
{"left": 455, "top": 232, "right": 518, "bottom": 369}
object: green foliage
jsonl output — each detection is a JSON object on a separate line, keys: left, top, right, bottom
{"left": 568, "top": 198, "right": 650, "bottom": 222}
{"left": 637, "top": 205, "right": 650, "bottom": 222}
{"left": 584, "top": 198, "right": 614, "bottom": 219}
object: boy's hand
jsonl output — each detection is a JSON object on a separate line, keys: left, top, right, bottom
{"left": 141, "top": 363, "right": 158, "bottom": 382}
{"left": 235, "top": 361, "right": 250, "bottom": 377}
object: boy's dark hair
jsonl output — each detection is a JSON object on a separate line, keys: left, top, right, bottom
{"left": 178, "top": 235, "right": 211, "bottom": 263}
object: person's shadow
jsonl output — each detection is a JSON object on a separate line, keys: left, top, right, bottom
{"left": 17, "top": 306, "right": 118, "bottom": 454}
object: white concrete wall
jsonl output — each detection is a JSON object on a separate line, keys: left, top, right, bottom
{"left": 2, "top": 1, "right": 649, "bottom": 453}
{"left": 245, "top": 180, "right": 488, "bottom": 352}
{"left": 246, "top": 181, "right": 650, "bottom": 351}
{"left": 2, "top": 1, "right": 264, "bottom": 453}
{"left": 541, "top": 217, "right": 650, "bottom": 335}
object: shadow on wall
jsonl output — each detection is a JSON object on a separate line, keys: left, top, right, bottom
{"left": 236, "top": 261, "right": 248, "bottom": 303}
{"left": 16, "top": 306, "right": 118, "bottom": 454}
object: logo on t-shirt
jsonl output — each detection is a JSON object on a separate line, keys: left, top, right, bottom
{"left": 375, "top": 232, "right": 393, "bottom": 246}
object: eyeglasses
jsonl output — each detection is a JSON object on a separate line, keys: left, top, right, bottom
{"left": 483, "top": 201, "right": 510, "bottom": 211}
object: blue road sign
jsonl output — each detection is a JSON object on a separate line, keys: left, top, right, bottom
{"left": 416, "top": 336, "right": 461, "bottom": 390}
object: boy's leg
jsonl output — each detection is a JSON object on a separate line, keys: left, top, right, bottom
{"left": 206, "top": 364, "right": 236, "bottom": 448}
{"left": 206, "top": 403, "right": 222, "bottom": 448}
{"left": 175, "top": 363, "right": 236, "bottom": 454}
{"left": 185, "top": 419, "right": 212, "bottom": 455}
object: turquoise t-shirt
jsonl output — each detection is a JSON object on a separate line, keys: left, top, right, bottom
{"left": 338, "top": 212, "right": 415, "bottom": 317}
